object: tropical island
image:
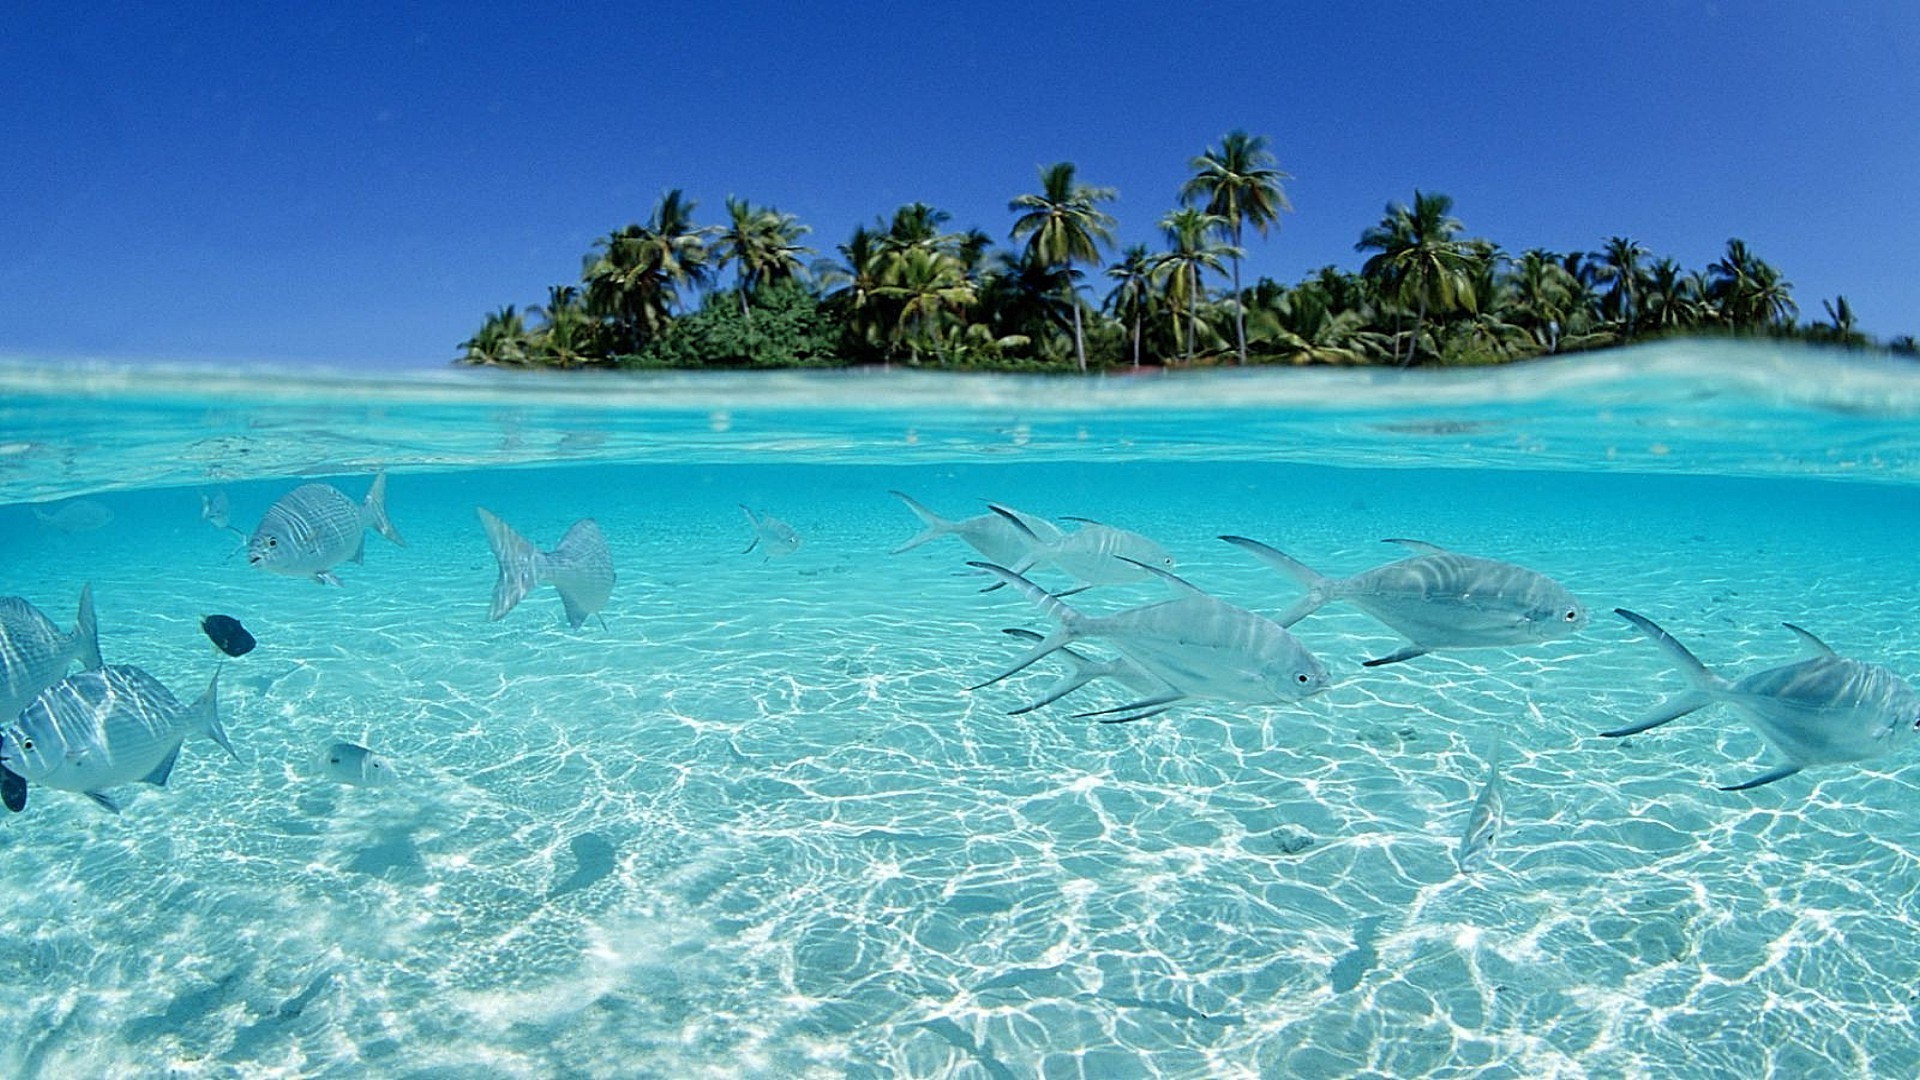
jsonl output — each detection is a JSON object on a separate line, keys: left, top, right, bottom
{"left": 458, "top": 131, "right": 1913, "bottom": 373}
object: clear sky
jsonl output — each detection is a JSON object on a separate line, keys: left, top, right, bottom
{"left": 4, "top": 1, "right": 1917, "bottom": 370}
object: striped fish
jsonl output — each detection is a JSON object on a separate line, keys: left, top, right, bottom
{"left": 0, "top": 665, "right": 236, "bottom": 814}
{"left": 477, "top": 507, "right": 615, "bottom": 629}
{"left": 1221, "top": 536, "right": 1587, "bottom": 667}
{"left": 740, "top": 505, "right": 802, "bottom": 557}
{"left": 971, "top": 559, "right": 1329, "bottom": 723}
{"left": 888, "top": 491, "right": 1058, "bottom": 566}
{"left": 1605, "top": 609, "right": 1920, "bottom": 791}
{"left": 0, "top": 585, "right": 102, "bottom": 721}
{"left": 994, "top": 506, "right": 1175, "bottom": 587}
{"left": 247, "top": 472, "right": 404, "bottom": 585}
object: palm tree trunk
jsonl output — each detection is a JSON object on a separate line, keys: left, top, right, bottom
{"left": 1070, "top": 287, "right": 1087, "bottom": 372}
{"left": 1131, "top": 311, "right": 1141, "bottom": 368}
{"left": 1231, "top": 223, "right": 1247, "bottom": 365}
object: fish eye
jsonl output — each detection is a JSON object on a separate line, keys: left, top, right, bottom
{"left": 1296, "top": 673, "right": 1310, "bottom": 684}
{"left": 266, "top": 536, "right": 278, "bottom": 548}
{"left": 1565, "top": 610, "right": 1579, "bottom": 621}
{"left": 19, "top": 737, "right": 31, "bottom": 751}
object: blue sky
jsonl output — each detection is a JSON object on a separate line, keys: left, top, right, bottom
{"left": 4, "top": 1, "right": 1916, "bottom": 369}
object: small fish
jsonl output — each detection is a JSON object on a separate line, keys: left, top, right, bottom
{"left": 1221, "top": 536, "right": 1587, "bottom": 667}
{"left": 971, "top": 559, "right": 1329, "bottom": 723}
{"left": 889, "top": 491, "right": 1059, "bottom": 566}
{"left": 0, "top": 585, "right": 103, "bottom": 721}
{"left": 739, "top": 505, "right": 802, "bottom": 557}
{"left": 200, "top": 614, "right": 256, "bottom": 658}
{"left": 1455, "top": 734, "right": 1506, "bottom": 874}
{"left": 994, "top": 507, "right": 1175, "bottom": 587}
{"left": 32, "top": 499, "right": 114, "bottom": 533}
{"left": 477, "top": 507, "right": 615, "bottom": 629}
{"left": 1604, "top": 609, "right": 1920, "bottom": 791}
{"left": 201, "top": 490, "right": 231, "bottom": 530}
{"left": 0, "top": 665, "right": 235, "bottom": 813}
{"left": 320, "top": 741, "right": 398, "bottom": 788}
{"left": 248, "top": 472, "right": 404, "bottom": 585}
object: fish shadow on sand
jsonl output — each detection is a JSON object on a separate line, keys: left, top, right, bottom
{"left": 346, "top": 827, "right": 428, "bottom": 885}
{"left": 548, "top": 831, "right": 618, "bottom": 899}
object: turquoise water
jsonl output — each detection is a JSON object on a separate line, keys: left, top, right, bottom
{"left": 3, "top": 342, "right": 1919, "bottom": 1077}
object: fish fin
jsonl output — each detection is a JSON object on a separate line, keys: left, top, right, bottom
{"left": 548, "top": 520, "right": 614, "bottom": 629}
{"left": 739, "top": 505, "right": 761, "bottom": 553}
{"left": 350, "top": 535, "right": 366, "bottom": 564}
{"left": 742, "top": 537, "right": 759, "bottom": 554}
{"left": 1382, "top": 538, "right": 1449, "bottom": 554}
{"left": 142, "top": 745, "right": 182, "bottom": 787}
{"left": 362, "top": 470, "right": 405, "bottom": 546}
{"left": 85, "top": 790, "right": 122, "bottom": 814}
{"left": 1218, "top": 536, "right": 1334, "bottom": 627}
{"left": 1598, "top": 690, "right": 1711, "bottom": 737}
{"left": 1059, "top": 515, "right": 1105, "bottom": 525}
{"left": 1113, "top": 556, "right": 1210, "bottom": 599}
{"left": 1, "top": 768, "right": 26, "bottom": 813}
{"left": 1720, "top": 764, "right": 1803, "bottom": 792}
{"left": 966, "top": 566, "right": 1084, "bottom": 687}
{"left": 1000, "top": 629, "right": 1103, "bottom": 714}
{"left": 1615, "top": 609, "right": 1724, "bottom": 691}
{"left": 1781, "top": 623, "right": 1839, "bottom": 657}
{"left": 1362, "top": 645, "right": 1430, "bottom": 667}
{"left": 314, "top": 571, "right": 342, "bottom": 587}
{"left": 193, "top": 670, "right": 239, "bottom": 762}
{"left": 73, "top": 583, "right": 103, "bottom": 671}
{"left": 477, "top": 507, "right": 544, "bottom": 621}
{"left": 887, "top": 491, "right": 953, "bottom": 554}
{"left": 1081, "top": 696, "right": 1185, "bottom": 724}
{"left": 1050, "top": 584, "right": 1092, "bottom": 599}
{"left": 988, "top": 505, "right": 1045, "bottom": 543}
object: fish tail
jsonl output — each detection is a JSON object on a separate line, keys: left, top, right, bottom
{"left": 1614, "top": 609, "right": 1725, "bottom": 692}
{"left": 549, "top": 519, "right": 615, "bottom": 630}
{"left": 888, "top": 491, "right": 952, "bottom": 553}
{"left": 363, "top": 470, "right": 406, "bottom": 547}
{"left": 970, "top": 562, "right": 1087, "bottom": 633}
{"left": 193, "top": 669, "right": 240, "bottom": 762}
{"left": 73, "top": 583, "right": 103, "bottom": 671}
{"left": 1219, "top": 536, "right": 1334, "bottom": 626}
{"left": 477, "top": 507, "right": 545, "bottom": 621}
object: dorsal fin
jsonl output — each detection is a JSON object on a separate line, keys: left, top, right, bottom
{"left": 1781, "top": 623, "right": 1838, "bottom": 657}
{"left": 988, "top": 504, "right": 1045, "bottom": 542}
{"left": 1382, "top": 538, "right": 1448, "bottom": 555}
{"left": 1115, "top": 556, "right": 1209, "bottom": 599}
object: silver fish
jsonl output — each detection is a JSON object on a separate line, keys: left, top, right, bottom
{"left": 1222, "top": 536, "right": 1587, "bottom": 666}
{"left": 248, "top": 472, "right": 404, "bottom": 585}
{"left": 1605, "top": 609, "right": 1920, "bottom": 791}
{"left": 1455, "top": 734, "right": 1505, "bottom": 874}
{"left": 320, "top": 741, "right": 399, "bottom": 788}
{"left": 739, "top": 505, "right": 802, "bottom": 557}
{"left": 477, "top": 507, "right": 615, "bottom": 629}
{"left": 971, "top": 559, "right": 1329, "bottom": 723}
{"left": 0, "top": 665, "right": 235, "bottom": 813}
{"left": 201, "top": 489, "right": 231, "bottom": 529}
{"left": 32, "top": 499, "right": 114, "bottom": 533}
{"left": 0, "top": 585, "right": 102, "bottom": 721}
{"left": 888, "top": 491, "right": 1058, "bottom": 566}
{"left": 995, "top": 507, "right": 1175, "bottom": 587}
{"left": 998, "top": 627, "right": 1172, "bottom": 716}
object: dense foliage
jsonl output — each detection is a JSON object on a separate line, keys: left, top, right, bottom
{"left": 459, "top": 133, "right": 1915, "bottom": 372}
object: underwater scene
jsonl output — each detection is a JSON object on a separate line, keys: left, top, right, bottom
{"left": 3, "top": 342, "right": 1920, "bottom": 1078}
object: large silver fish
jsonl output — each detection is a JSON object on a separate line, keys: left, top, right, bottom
{"left": 248, "top": 472, "right": 405, "bottom": 585}
{"left": 994, "top": 507, "right": 1175, "bottom": 587}
{"left": 0, "top": 665, "right": 236, "bottom": 813}
{"left": 1221, "top": 536, "right": 1587, "bottom": 666}
{"left": 739, "top": 505, "right": 802, "bottom": 557}
{"left": 477, "top": 507, "right": 615, "bottom": 629}
{"left": 888, "top": 491, "right": 1058, "bottom": 566}
{"left": 0, "top": 585, "right": 102, "bottom": 721}
{"left": 1604, "top": 609, "right": 1920, "bottom": 791}
{"left": 971, "top": 559, "right": 1329, "bottom": 723}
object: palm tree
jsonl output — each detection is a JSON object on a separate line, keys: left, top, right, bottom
{"left": 1356, "top": 190, "right": 1476, "bottom": 366}
{"left": 1181, "top": 130, "right": 1292, "bottom": 365}
{"left": 1103, "top": 244, "right": 1157, "bottom": 367}
{"left": 1816, "top": 295, "right": 1867, "bottom": 347}
{"left": 528, "top": 285, "right": 601, "bottom": 367}
{"left": 1154, "top": 207, "right": 1235, "bottom": 362}
{"left": 1592, "top": 236, "right": 1650, "bottom": 338}
{"left": 584, "top": 189, "right": 716, "bottom": 352}
{"left": 1009, "top": 162, "right": 1118, "bottom": 372}
{"left": 459, "top": 306, "right": 532, "bottom": 365}
{"left": 715, "top": 197, "right": 813, "bottom": 320}
{"left": 874, "top": 247, "right": 975, "bottom": 365}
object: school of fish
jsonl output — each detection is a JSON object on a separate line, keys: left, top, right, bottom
{"left": 9, "top": 473, "right": 1920, "bottom": 887}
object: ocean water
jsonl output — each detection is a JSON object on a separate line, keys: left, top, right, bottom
{"left": 2, "top": 342, "right": 1919, "bottom": 1078}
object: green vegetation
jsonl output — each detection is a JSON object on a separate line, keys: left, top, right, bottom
{"left": 459, "top": 132, "right": 1913, "bottom": 371}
